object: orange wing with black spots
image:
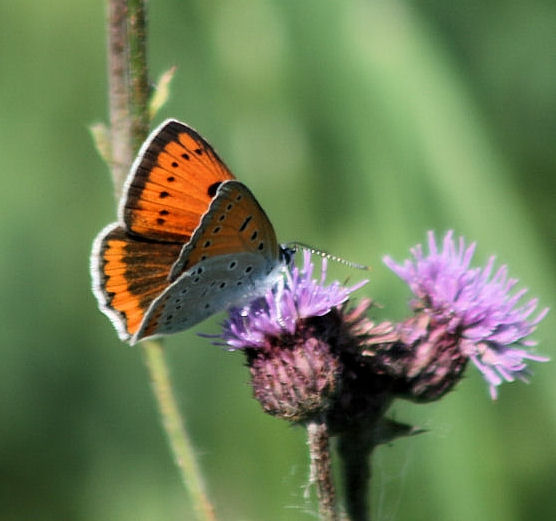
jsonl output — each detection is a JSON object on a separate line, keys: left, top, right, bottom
{"left": 91, "top": 119, "right": 286, "bottom": 344}
{"left": 169, "top": 180, "right": 280, "bottom": 280}
{"left": 119, "top": 119, "right": 235, "bottom": 242}
{"left": 91, "top": 223, "right": 182, "bottom": 342}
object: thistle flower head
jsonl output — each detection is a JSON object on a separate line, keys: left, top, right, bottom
{"left": 218, "top": 251, "right": 369, "bottom": 422}
{"left": 383, "top": 231, "right": 549, "bottom": 399}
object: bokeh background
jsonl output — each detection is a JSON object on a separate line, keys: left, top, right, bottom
{"left": 1, "top": 1, "right": 555, "bottom": 520}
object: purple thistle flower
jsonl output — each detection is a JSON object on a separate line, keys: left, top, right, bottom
{"left": 221, "top": 250, "right": 368, "bottom": 350}
{"left": 383, "top": 231, "right": 549, "bottom": 399}
{"left": 218, "top": 250, "right": 372, "bottom": 423}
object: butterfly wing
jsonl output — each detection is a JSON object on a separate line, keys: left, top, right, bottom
{"left": 92, "top": 121, "right": 283, "bottom": 344}
{"left": 120, "top": 119, "right": 235, "bottom": 242}
{"left": 91, "top": 223, "right": 182, "bottom": 342}
{"left": 169, "top": 180, "right": 280, "bottom": 280}
{"left": 134, "top": 251, "right": 283, "bottom": 343}
{"left": 133, "top": 181, "right": 283, "bottom": 343}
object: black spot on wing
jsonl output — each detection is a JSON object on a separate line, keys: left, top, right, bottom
{"left": 239, "top": 216, "right": 252, "bottom": 232}
{"left": 208, "top": 182, "right": 221, "bottom": 197}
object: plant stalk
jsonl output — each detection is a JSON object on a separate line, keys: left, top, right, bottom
{"left": 127, "top": 0, "right": 150, "bottom": 151}
{"left": 107, "top": 0, "right": 131, "bottom": 199}
{"left": 337, "top": 429, "right": 374, "bottom": 521}
{"left": 307, "top": 420, "right": 338, "bottom": 521}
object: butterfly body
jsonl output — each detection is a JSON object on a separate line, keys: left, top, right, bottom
{"left": 91, "top": 119, "right": 288, "bottom": 345}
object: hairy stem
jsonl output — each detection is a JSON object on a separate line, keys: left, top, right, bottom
{"left": 307, "top": 420, "right": 338, "bottom": 521}
{"left": 127, "top": 0, "right": 150, "bottom": 151}
{"left": 107, "top": 0, "right": 131, "bottom": 198}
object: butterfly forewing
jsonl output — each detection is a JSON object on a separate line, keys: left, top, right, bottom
{"left": 121, "top": 120, "right": 235, "bottom": 242}
{"left": 169, "top": 180, "right": 280, "bottom": 280}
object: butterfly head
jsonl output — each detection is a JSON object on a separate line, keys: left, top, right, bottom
{"left": 279, "top": 244, "right": 296, "bottom": 268}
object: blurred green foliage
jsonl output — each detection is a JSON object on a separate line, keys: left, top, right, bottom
{"left": 1, "top": 1, "right": 555, "bottom": 520}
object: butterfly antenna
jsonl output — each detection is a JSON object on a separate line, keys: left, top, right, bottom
{"left": 286, "top": 242, "right": 371, "bottom": 271}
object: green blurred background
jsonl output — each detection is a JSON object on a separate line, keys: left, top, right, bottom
{"left": 1, "top": 1, "right": 555, "bottom": 520}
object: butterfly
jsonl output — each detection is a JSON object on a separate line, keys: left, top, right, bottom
{"left": 90, "top": 119, "right": 292, "bottom": 345}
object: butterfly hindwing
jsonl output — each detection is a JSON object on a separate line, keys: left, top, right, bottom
{"left": 134, "top": 251, "right": 283, "bottom": 343}
{"left": 169, "top": 180, "right": 280, "bottom": 280}
{"left": 91, "top": 223, "right": 182, "bottom": 341}
{"left": 120, "top": 119, "right": 235, "bottom": 242}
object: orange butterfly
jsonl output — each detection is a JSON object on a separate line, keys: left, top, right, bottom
{"left": 91, "top": 119, "right": 290, "bottom": 344}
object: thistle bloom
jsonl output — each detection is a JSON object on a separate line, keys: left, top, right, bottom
{"left": 383, "top": 231, "right": 549, "bottom": 399}
{"left": 219, "top": 251, "right": 372, "bottom": 422}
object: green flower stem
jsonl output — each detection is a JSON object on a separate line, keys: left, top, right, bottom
{"left": 142, "top": 340, "right": 216, "bottom": 521}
